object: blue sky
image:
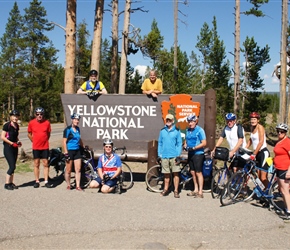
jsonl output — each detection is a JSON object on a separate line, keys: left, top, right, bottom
{"left": 1, "top": 0, "right": 286, "bottom": 92}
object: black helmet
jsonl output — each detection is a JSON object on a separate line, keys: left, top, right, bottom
{"left": 35, "top": 107, "right": 44, "bottom": 114}
{"left": 9, "top": 110, "right": 20, "bottom": 116}
{"left": 71, "top": 113, "right": 81, "bottom": 120}
{"left": 89, "top": 69, "right": 98, "bottom": 76}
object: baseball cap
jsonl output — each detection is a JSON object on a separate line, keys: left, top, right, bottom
{"left": 165, "top": 114, "right": 174, "bottom": 120}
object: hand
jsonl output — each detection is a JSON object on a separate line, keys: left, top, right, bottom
{"left": 64, "top": 153, "right": 70, "bottom": 161}
{"left": 102, "top": 173, "right": 110, "bottom": 182}
{"left": 11, "top": 143, "right": 18, "bottom": 148}
{"left": 151, "top": 92, "right": 157, "bottom": 98}
{"left": 183, "top": 146, "right": 188, "bottom": 151}
{"left": 84, "top": 145, "right": 90, "bottom": 150}
{"left": 250, "top": 154, "right": 256, "bottom": 160}
{"left": 17, "top": 141, "right": 22, "bottom": 147}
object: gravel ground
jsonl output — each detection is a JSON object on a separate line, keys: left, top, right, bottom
{"left": 0, "top": 156, "right": 290, "bottom": 250}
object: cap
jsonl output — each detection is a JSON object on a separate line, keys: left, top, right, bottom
{"left": 165, "top": 114, "right": 174, "bottom": 120}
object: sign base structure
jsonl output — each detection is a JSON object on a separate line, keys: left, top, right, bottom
{"left": 61, "top": 90, "right": 216, "bottom": 160}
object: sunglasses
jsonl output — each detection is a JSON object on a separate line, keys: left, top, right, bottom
{"left": 36, "top": 113, "right": 43, "bottom": 116}
{"left": 105, "top": 145, "right": 112, "bottom": 148}
{"left": 276, "top": 130, "right": 286, "bottom": 134}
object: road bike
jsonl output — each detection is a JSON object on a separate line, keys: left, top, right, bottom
{"left": 145, "top": 157, "right": 193, "bottom": 193}
{"left": 221, "top": 157, "right": 283, "bottom": 212}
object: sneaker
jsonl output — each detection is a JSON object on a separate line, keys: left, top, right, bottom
{"left": 34, "top": 182, "right": 40, "bottom": 188}
{"left": 11, "top": 183, "right": 18, "bottom": 189}
{"left": 4, "top": 184, "right": 14, "bottom": 190}
{"left": 115, "top": 184, "right": 121, "bottom": 194}
{"left": 45, "top": 183, "right": 53, "bottom": 188}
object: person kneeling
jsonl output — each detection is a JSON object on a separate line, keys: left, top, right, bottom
{"left": 89, "top": 138, "right": 122, "bottom": 193}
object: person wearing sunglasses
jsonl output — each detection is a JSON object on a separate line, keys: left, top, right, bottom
{"left": 273, "top": 123, "right": 290, "bottom": 220}
{"left": 63, "top": 113, "right": 84, "bottom": 191}
{"left": 1, "top": 110, "right": 22, "bottom": 190}
{"left": 89, "top": 138, "right": 122, "bottom": 193}
{"left": 245, "top": 112, "right": 270, "bottom": 189}
{"left": 27, "top": 107, "right": 52, "bottom": 188}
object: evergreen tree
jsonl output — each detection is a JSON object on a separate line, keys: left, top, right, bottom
{"left": 126, "top": 69, "right": 143, "bottom": 94}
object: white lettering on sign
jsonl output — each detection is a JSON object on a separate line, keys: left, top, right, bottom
{"left": 67, "top": 104, "right": 154, "bottom": 140}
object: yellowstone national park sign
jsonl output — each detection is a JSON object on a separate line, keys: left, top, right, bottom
{"left": 61, "top": 90, "right": 216, "bottom": 154}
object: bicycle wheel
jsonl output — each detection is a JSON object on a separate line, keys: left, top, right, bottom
{"left": 120, "top": 162, "right": 133, "bottom": 190}
{"left": 211, "top": 168, "right": 231, "bottom": 199}
{"left": 48, "top": 157, "right": 65, "bottom": 181}
{"left": 269, "top": 180, "right": 284, "bottom": 212}
{"left": 80, "top": 160, "right": 94, "bottom": 188}
{"left": 145, "top": 165, "right": 164, "bottom": 193}
{"left": 227, "top": 171, "right": 255, "bottom": 203}
{"left": 220, "top": 186, "right": 234, "bottom": 206}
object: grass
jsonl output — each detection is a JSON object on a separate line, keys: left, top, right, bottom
{"left": 15, "top": 161, "right": 34, "bottom": 173}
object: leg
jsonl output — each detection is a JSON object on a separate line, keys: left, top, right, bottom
{"left": 278, "top": 178, "right": 290, "bottom": 212}
{"left": 196, "top": 171, "right": 204, "bottom": 196}
{"left": 74, "top": 159, "right": 82, "bottom": 188}
{"left": 163, "top": 173, "right": 171, "bottom": 192}
{"left": 191, "top": 171, "right": 198, "bottom": 193}
{"left": 259, "top": 170, "right": 269, "bottom": 189}
{"left": 42, "top": 158, "right": 49, "bottom": 182}
{"left": 89, "top": 179, "right": 101, "bottom": 188}
{"left": 34, "top": 158, "right": 41, "bottom": 182}
{"left": 65, "top": 160, "right": 73, "bottom": 189}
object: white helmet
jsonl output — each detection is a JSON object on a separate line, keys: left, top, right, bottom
{"left": 276, "top": 123, "right": 288, "bottom": 132}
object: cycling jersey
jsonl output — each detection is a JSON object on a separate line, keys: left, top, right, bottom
{"left": 185, "top": 125, "right": 206, "bottom": 155}
{"left": 63, "top": 125, "right": 81, "bottom": 150}
{"left": 97, "top": 153, "right": 122, "bottom": 178}
{"left": 79, "top": 80, "right": 106, "bottom": 93}
{"left": 27, "top": 118, "right": 51, "bottom": 150}
{"left": 220, "top": 123, "right": 246, "bottom": 150}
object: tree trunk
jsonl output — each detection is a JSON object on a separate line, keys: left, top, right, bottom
{"left": 234, "top": 0, "right": 240, "bottom": 114}
{"left": 119, "top": 0, "right": 131, "bottom": 94}
{"left": 91, "top": 0, "right": 104, "bottom": 74}
{"left": 64, "top": 0, "right": 76, "bottom": 94}
{"left": 111, "top": 0, "right": 119, "bottom": 93}
{"left": 280, "top": 0, "right": 288, "bottom": 123}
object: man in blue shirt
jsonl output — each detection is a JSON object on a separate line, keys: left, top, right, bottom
{"left": 158, "top": 114, "right": 182, "bottom": 198}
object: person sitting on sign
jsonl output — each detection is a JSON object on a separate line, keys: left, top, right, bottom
{"left": 141, "top": 70, "right": 162, "bottom": 98}
{"left": 77, "top": 69, "right": 107, "bottom": 96}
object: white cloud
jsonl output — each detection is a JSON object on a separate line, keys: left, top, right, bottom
{"left": 134, "top": 65, "right": 147, "bottom": 76}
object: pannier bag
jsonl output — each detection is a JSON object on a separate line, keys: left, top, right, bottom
{"left": 214, "top": 147, "right": 229, "bottom": 161}
{"left": 202, "top": 157, "right": 213, "bottom": 177}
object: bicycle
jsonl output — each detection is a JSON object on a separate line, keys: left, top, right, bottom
{"left": 223, "top": 157, "right": 284, "bottom": 212}
{"left": 145, "top": 157, "right": 193, "bottom": 193}
{"left": 48, "top": 147, "right": 66, "bottom": 181}
{"left": 81, "top": 146, "right": 134, "bottom": 191}
{"left": 210, "top": 147, "right": 233, "bottom": 199}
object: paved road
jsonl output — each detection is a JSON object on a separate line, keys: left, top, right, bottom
{"left": 0, "top": 123, "right": 64, "bottom": 158}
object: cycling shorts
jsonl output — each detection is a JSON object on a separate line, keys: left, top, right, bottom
{"left": 68, "top": 150, "right": 82, "bottom": 160}
{"left": 94, "top": 176, "right": 118, "bottom": 187}
{"left": 188, "top": 154, "right": 204, "bottom": 173}
{"left": 33, "top": 149, "right": 49, "bottom": 159}
{"left": 276, "top": 169, "right": 290, "bottom": 180}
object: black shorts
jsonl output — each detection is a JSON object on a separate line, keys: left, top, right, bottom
{"left": 188, "top": 154, "right": 204, "bottom": 173}
{"left": 276, "top": 169, "right": 289, "bottom": 180}
{"left": 67, "top": 150, "right": 82, "bottom": 160}
{"left": 33, "top": 149, "right": 49, "bottom": 159}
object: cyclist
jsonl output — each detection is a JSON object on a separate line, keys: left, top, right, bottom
{"left": 77, "top": 69, "right": 107, "bottom": 96}
{"left": 211, "top": 113, "right": 246, "bottom": 172}
{"left": 158, "top": 113, "right": 182, "bottom": 198}
{"left": 245, "top": 112, "right": 270, "bottom": 189}
{"left": 184, "top": 113, "right": 207, "bottom": 198}
{"left": 1, "top": 110, "right": 22, "bottom": 190}
{"left": 27, "top": 107, "right": 53, "bottom": 188}
{"left": 89, "top": 138, "right": 122, "bottom": 193}
{"left": 273, "top": 123, "right": 290, "bottom": 219}
{"left": 63, "top": 113, "right": 84, "bottom": 191}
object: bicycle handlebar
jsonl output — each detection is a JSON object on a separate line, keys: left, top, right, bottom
{"left": 113, "top": 146, "right": 127, "bottom": 156}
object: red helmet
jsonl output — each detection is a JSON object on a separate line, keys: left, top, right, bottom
{"left": 249, "top": 112, "right": 260, "bottom": 119}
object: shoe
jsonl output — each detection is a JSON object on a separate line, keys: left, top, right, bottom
{"left": 174, "top": 191, "right": 180, "bottom": 198}
{"left": 194, "top": 193, "right": 204, "bottom": 198}
{"left": 187, "top": 191, "right": 197, "bottom": 197}
{"left": 34, "top": 182, "right": 40, "bottom": 188}
{"left": 11, "top": 183, "right": 18, "bottom": 189}
{"left": 4, "top": 184, "right": 14, "bottom": 190}
{"left": 45, "top": 183, "right": 53, "bottom": 188}
{"left": 76, "top": 187, "right": 84, "bottom": 191}
{"left": 115, "top": 184, "right": 121, "bottom": 194}
{"left": 160, "top": 190, "right": 169, "bottom": 196}
{"left": 280, "top": 211, "right": 290, "bottom": 220}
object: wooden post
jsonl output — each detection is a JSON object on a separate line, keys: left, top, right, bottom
{"left": 204, "top": 89, "right": 216, "bottom": 151}
{"left": 147, "top": 140, "right": 158, "bottom": 171}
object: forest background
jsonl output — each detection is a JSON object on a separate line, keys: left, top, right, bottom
{"left": 0, "top": 0, "right": 287, "bottom": 132}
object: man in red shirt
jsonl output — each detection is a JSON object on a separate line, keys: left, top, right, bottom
{"left": 27, "top": 107, "right": 52, "bottom": 188}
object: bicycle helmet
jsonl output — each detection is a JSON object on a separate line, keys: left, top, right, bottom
{"left": 225, "top": 113, "right": 236, "bottom": 121}
{"left": 89, "top": 69, "right": 98, "bottom": 76}
{"left": 35, "top": 107, "right": 44, "bottom": 114}
{"left": 276, "top": 123, "right": 288, "bottom": 132}
{"left": 71, "top": 113, "right": 81, "bottom": 120}
{"left": 249, "top": 112, "right": 260, "bottom": 119}
{"left": 187, "top": 113, "right": 198, "bottom": 122}
{"left": 9, "top": 110, "right": 20, "bottom": 116}
{"left": 103, "top": 138, "right": 113, "bottom": 146}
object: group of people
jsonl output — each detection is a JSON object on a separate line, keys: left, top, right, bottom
{"left": 77, "top": 69, "right": 163, "bottom": 98}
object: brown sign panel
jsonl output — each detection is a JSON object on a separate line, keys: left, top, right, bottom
{"left": 61, "top": 94, "right": 206, "bottom": 154}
